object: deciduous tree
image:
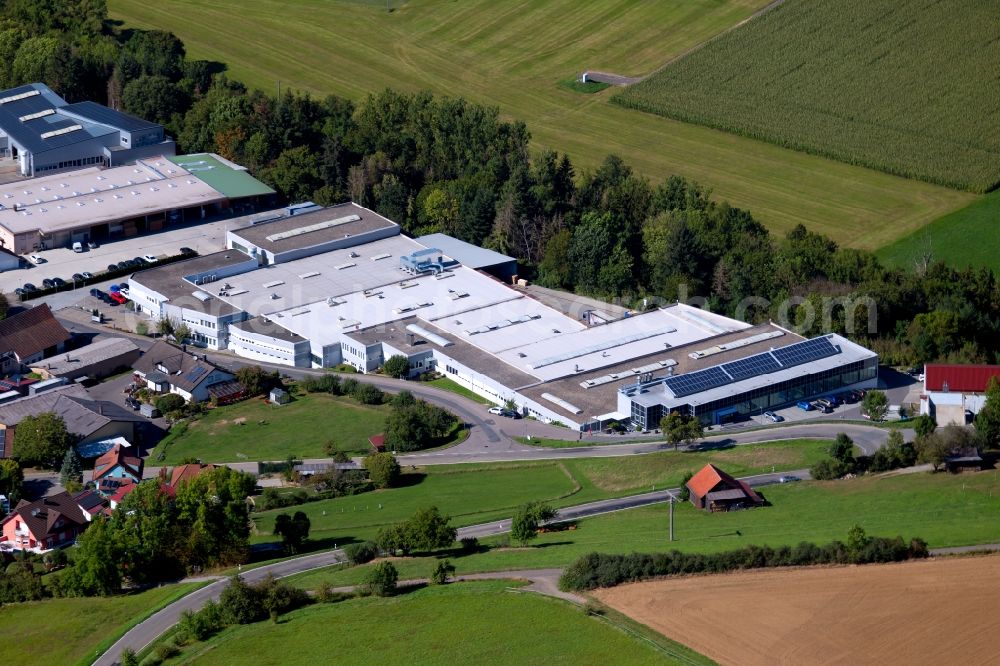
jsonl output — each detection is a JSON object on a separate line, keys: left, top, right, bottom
{"left": 13, "top": 412, "right": 74, "bottom": 469}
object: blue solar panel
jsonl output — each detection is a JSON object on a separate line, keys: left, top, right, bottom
{"left": 664, "top": 366, "right": 731, "bottom": 398}
{"left": 722, "top": 353, "right": 782, "bottom": 381}
{"left": 184, "top": 365, "right": 209, "bottom": 383}
{"left": 771, "top": 336, "right": 839, "bottom": 368}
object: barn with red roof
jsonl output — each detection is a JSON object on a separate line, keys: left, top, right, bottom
{"left": 686, "top": 464, "right": 763, "bottom": 512}
{"left": 920, "top": 364, "right": 1000, "bottom": 426}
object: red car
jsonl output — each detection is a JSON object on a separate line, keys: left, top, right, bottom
{"left": 108, "top": 291, "right": 127, "bottom": 305}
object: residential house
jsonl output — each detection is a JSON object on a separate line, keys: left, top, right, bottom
{"left": 0, "top": 384, "right": 144, "bottom": 458}
{"left": 920, "top": 364, "right": 1000, "bottom": 426}
{"left": 0, "top": 491, "right": 88, "bottom": 552}
{"left": 168, "top": 462, "right": 219, "bottom": 488}
{"left": 686, "top": 464, "right": 763, "bottom": 512}
{"left": 0, "top": 304, "right": 71, "bottom": 376}
{"left": 132, "top": 341, "right": 237, "bottom": 402}
{"left": 74, "top": 489, "right": 108, "bottom": 521}
{"left": 93, "top": 443, "right": 143, "bottom": 485}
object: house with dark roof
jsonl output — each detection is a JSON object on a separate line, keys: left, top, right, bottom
{"left": 0, "top": 491, "right": 88, "bottom": 552}
{"left": 0, "top": 304, "right": 71, "bottom": 376}
{"left": 920, "top": 364, "right": 1000, "bottom": 426}
{"left": 93, "top": 443, "right": 143, "bottom": 485}
{"left": 73, "top": 489, "right": 108, "bottom": 521}
{"left": 0, "top": 384, "right": 143, "bottom": 458}
{"left": 686, "top": 464, "right": 763, "bottom": 512}
{"left": 132, "top": 341, "right": 236, "bottom": 402}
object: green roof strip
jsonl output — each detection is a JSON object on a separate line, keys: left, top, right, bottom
{"left": 167, "top": 153, "right": 275, "bottom": 199}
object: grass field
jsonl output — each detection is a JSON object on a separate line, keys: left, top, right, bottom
{"left": 169, "top": 580, "right": 690, "bottom": 664}
{"left": 617, "top": 0, "right": 1000, "bottom": 193}
{"left": 107, "top": 0, "right": 974, "bottom": 250}
{"left": 0, "top": 583, "right": 199, "bottom": 666}
{"left": 153, "top": 393, "right": 388, "bottom": 464}
{"left": 288, "top": 469, "right": 1000, "bottom": 588}
{"left": 877, "top": 190, "right": 1000, "bottom": 274}
{"left": 426, "top": 376, "right": 494, "bottom": 405}
{"left": 254, "top": 440, "right": 829, "bottom": 544}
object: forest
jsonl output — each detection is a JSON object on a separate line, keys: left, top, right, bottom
{"left": 2, "top": 0, "right": 998, "bottom": 367}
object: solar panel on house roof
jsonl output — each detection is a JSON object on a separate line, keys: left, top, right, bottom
{"left": 771, "top": 336, "right": 838, "bottom": 367}
{"left": 184, "top": 365, "right": 209, "bottom": 384}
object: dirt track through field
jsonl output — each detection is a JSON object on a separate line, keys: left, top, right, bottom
{"left": 593, "top": 555, "right": 1000, "bottom": 665}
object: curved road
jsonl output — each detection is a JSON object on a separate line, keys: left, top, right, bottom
{"left": 93, "top": 468, "right": 797, "bottom": 665}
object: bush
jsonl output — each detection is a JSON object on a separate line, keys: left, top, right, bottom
{"left": 382, "top": 355, "right": 410, "bottom": 378}
{"left": 559, "top": 530, "right": 930, "bottom": 591}
{"left": 677, "top": 471, "right": 694, "bottom": 502}
{"left": 353, "top": 383, "right": 384, "bottom": 405}
{"left": 219, "top": 575, "right": 266, "bottom": 625}
{"left": 344, "top": 541, "right": 379, "bottom": 564}
{"left": 460, "top": 537, "right": 480, "bottom": 553}
{"left": 155, "top": 393, "right": 186, "bottom": 415}
{"left": 430, "top": 560, "right": 455, "bottom": 585}
{"left": 360, "top": 561, "right": 398, "bottom": 597}
{"left": 155, "top": 644, "right": 180, "bottom": 661}
{"left": 809, "top": 457, "right": 852, "bottom": 480}
{"left": 363, "top": 452, "right": 400, "bottom": 489}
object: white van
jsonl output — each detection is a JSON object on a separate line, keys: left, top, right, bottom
{"left": 72, "top": 241, "right": 83, "bottom": 253}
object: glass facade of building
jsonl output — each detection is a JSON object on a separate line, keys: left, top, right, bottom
{"left": 627, "top": 356, "right": 878, "bottom": 429}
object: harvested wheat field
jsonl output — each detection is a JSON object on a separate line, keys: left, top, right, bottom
{"left": 593, "top": 555, "right": 1000, "bottom": 665}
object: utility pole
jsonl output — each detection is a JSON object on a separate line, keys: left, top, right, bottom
{"left": 669, "top": 497, "right": 675, "bottom": 542}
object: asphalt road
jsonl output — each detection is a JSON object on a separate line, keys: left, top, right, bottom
{"left": 92, "top": 468, "right": 802, "bottom": 665}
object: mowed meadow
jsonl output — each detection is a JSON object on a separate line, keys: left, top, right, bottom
{"left": 107, "top": 0, "right": 974, "bottom": 251}
{"left": 617, "top": 0, "right": 1000, "bottom": 193}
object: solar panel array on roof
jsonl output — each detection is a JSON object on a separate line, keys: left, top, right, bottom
{"left": 722, "top": 353, "right": 782, "bottom": 381}
{"left": 771, "top": 336, "right": 838, "bottom": 367}
{"left": 663, "top": 336, "right": 842, "bottom": 399}
{"left": 663, "top": 366, "right": 731, "bottom": 398}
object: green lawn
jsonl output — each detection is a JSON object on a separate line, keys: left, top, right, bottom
{"left": 426, "top": 376, "right": 494, "bottom": 405}
{"left": 153, "top": 393, "right": 388, "bottom": 464}
{"left": 165, "top": 581, "right": 695, "bottom": 665}
{"left": 288, "top": 470, "right": 1000, "bottom": 589}
{"left": 616, "top": 0, "right": 1000, "bottom": 193}
{"left": 877, "top": 190, "right": 1000, "bottom": 274}
{"left": 0, "top": 583, "right": 200, "bottom": 666}
{"left": 108, "top": 0, "right": 973, "bottom": 250}
{"left": 254, "top": 439, "right": 829, "bottom": 544}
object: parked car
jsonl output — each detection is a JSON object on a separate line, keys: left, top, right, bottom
{"left": 824, "top": 395, "right": 839, "bottom": 407}
{"left": 29, "top": 254, "right": 44, "bottom": 264}
{"left": 72, "top": 241, "right": 83, "bottom": 253}
{"left": 763, "top": 411, "right": 784, "bottom": 423}
{"left": 117, "top": 261, "right": 130, "bottom": 270}
{"left": 125, "top": 397, "right": 141, "bottom": 410}
{"left": 812, "top": 401, "right": 832, "bottom": 413}
{"left": 42, "top": 278, "right": 55, "bottom": 289}
{"left": 501, "top": 409, "right": 521, "bottom": 419}
{"left": 778, "top": 475, "right": 801, "bottom": 483}
{"left": 142, "top": 254, "right": 158, "bottom": 263}
{"left": 109, "top": 291, "right": 127, "bottom": 304}
{"left": 116, "top": 283, "right": 128, "bottom": 292}
{"left": 179, "top": 246, "right": 196, "bottom": 256}
{"left": 14, "top": 287, "right": 25, "bottom": 296}
{"left": 89, "top": 288, "right": 102, "bottom": 298}
{"left": 22, "top": 283, "right": 37, "bottom": 292}
{"left": 72, "top": 273, "right": 84, "bottom": 282}
{"left": 132, "top": 257, "right": 145, "bottom": 266}
{"left": 119, "top": 287, "right": 130, "bottom": 298}
{"left": 80, "top": 271, "right": 93, "bottom": 279}
{"left": 816, "top": 398, "right": 834, "bottom": 410}
{"left": 109, "top": 284, "right": 120, "bottom": 292}
{"left": 796, "top": 400, "right": 813, "bottom": 411}
{"left": 487, "top": 406, "right": 504, "bottom": 415}
{"left": 51, "top": 277, "right": 66, "bottom": 288}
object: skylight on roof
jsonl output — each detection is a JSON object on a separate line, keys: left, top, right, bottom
{"left": 18, "top": 108, "right": 54, "bottom": 122}
{"left": 0, "top": 89, "right": 40, "bottom": 104}
{"left": 40, "top": 124, "right": 83, "bottom": 139}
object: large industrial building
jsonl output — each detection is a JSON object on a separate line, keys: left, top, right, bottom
{"left": 0, "top": 83, "right": 175, "bottom": 177}
{"left": 0, "top": 154, "right": 274, "bottom": 254}
{"left": 128, "top": 203, "right": 879, "bottom": 431}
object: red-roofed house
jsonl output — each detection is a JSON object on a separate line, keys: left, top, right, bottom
{"left": 686, "top": 464, "right": 763, "bottom": 512}
{"left": 107, "top": 479, "right": 137, "bottom": 509}
{"left": 169, "top": 463, "right": 218, "bottom": 489}
{"left": 0, "top": 491, "right": 88, "bottom": 552}
{"left": 92, "top": 443, "right": 143, "bottom": 486}
{"left": 920, "top": 364, "right": 1000, "bottom": 426}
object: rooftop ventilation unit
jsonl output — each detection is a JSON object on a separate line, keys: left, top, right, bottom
{"left": 688, "top": 330, "right": 784, "bottom": 359}
{"left": 192, "top": 291, "right": 211, "bottom": 302}
{"left": 264, "top": 214, "right": 361, "bottom": 242}
{"left": 335, "top": 263, "right": 356, "bottom": 270}
{"left": 299, "top": 271, "right": 321, "bottom": 279}
{"left": 530, "top": 328, "right": 676, "bottom": 370}
{"left": 370, "top": 253, "right": 392, "bottom": 261}
{"left": 262, "top": 280, "right": 284, "bottom": 288}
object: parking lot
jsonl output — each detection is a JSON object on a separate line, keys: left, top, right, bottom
{"left": 0, "top": 206, "right": 285, "bottom": 294}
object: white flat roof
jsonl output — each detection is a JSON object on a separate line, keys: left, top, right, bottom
{"left": 0, "top": 158, "right": 225, "bottom": 236}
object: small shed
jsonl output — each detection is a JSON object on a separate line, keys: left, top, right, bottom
{"left": 686, "top": 463, "right": 763, "bottom": 512}
{"left": 139, "top": 403, "right": 160, "bottom": 419}
{"left": 945, "top": 448, "right": 984, "bottom": 474}
{"left": 269, "top": 387, "right": 290, "bottom": 405}
{"left": 368, "top": 433, "right": 386, "bottom": 452}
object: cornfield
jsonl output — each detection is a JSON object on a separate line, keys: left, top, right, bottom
{"left": 615, "top": 0, "right": 1000, "bottom": 193}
